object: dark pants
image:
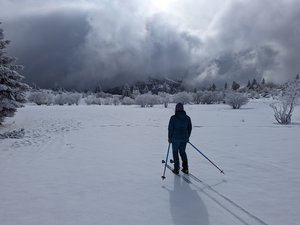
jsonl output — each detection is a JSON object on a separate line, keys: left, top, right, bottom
{"left": 172, "top": 141, "right": 188, "bottom": 171}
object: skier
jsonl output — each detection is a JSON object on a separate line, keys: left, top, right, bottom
{"left": 168, "top": 103, "right": 192, "bottom": 175}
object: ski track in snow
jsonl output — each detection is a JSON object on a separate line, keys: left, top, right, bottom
{"left": 164, "top": 160, "right": 268, "bottom": 225}
{"left": 186, "top": 173, "right": 268, "bottom": 225}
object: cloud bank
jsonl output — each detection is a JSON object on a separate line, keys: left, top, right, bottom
{"left": 1, "top": 0, "right": 299, "bottom": 90}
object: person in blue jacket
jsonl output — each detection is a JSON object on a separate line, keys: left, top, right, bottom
{"left": 168, "top": 103, "right": 192, "bottom": 174}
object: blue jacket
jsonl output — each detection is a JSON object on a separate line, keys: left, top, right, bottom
{"left": 168, "top": 111, "right": 192, "bottom": 142}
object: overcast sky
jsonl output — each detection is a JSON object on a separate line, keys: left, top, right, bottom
{"left": 1, "top": 0, "right": 299, "bottom": 90}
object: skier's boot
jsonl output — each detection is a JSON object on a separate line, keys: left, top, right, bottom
{"left": 172, "top": 169, "right": 179, "bottom": 175}
{"left": 181, "top": 168, "right": 189, "bottom": 174}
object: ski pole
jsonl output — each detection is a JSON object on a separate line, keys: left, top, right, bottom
{"left": 161, "top": 143, "right": 171, "bottom": 180}
{"left": 188, "top": 142, "right": 225, "bottom": 174}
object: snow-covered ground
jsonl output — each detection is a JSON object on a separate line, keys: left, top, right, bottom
{"left": 0, "top": 100, "right": 300, "bottom": 225}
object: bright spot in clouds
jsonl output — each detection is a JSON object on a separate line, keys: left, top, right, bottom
{"left": 150, "top": 0, "right": 176, "bottom": 12}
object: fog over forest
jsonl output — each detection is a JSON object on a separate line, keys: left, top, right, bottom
{"left": 1, "top": 0, "right": 300, "bottom": 90}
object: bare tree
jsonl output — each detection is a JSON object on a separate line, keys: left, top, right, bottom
{"left": 158, "top": 92, "right": 170, "bottom": 108}
{"left": 270, "top": 79, "right": 300, "bottom": 124}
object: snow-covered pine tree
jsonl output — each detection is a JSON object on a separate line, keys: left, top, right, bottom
{"left": 0, "top": 23, "right": 29, "bottom": 124}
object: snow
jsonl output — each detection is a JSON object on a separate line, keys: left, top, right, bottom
{"left": 0, "top": 100, "right": 300, "bottom": 225}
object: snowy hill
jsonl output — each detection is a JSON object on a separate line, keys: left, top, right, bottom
{"left": 0, "top": 100, "right": 300, "bottom": 225}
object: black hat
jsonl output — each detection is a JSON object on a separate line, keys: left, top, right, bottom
{"left": 175, "top": 103, "right": 184, "bottom": 112}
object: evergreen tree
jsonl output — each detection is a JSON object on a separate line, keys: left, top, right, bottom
{"left": 224, "top": 82, "right": 228, "bottom": 90}
{"left": 122, "top": 83, "right": 131, "bottom": 97}
{"left": 94, "top": 82, "right": 103, "bottom": 93}
{"left": 231, "top": 81, "right": 240, "bottom": 91}
{"left": 261, "top": 78, "right": 265, "bottom": 85}
{"left": 251, "top": 79, "right": 258, "bottom": 89}
{"left": 296, "top": 74, "right": 299, "bottom": 80}
{"left": 0, "top": 23, "right": 29, "bottom": 124}
{"left": 247, "top": 80, "right": 251, "bottom": 88}
{"left": 131, "top": 85, "right": 140, "bottom": 98}
{"left": 163, "top": 82, "right": 170, "bottom": 93}
{"left": 209, "top": 83, "right": 216, "bottom": 91}
{"left": 143, "top": 85, "right": 149, "bottom": 94}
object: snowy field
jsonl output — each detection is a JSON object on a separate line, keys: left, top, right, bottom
{"left": 0, "top": 100, "right": 300, "bottom": 225}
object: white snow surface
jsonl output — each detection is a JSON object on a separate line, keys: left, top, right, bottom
{"left": 0, "top": 100, "right": 300, "bottom": 225}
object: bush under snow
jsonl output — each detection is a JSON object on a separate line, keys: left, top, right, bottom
{"left": 85, "top": 95, "right": 102, "bottom": 105}
{"left": 225, "top": 92, "right": 249, "bottom": 109}
{"left": 122, "top": 97, "right": 135, "bottom": 105}
{"left": 27, "top": 91, "right": 54, "bottom": 105}
{"left": 173, "top": 92, "right": 193, "bottom": 104}
{"left": 54, "top": 93, "right": 81, "bottom": 105}
{"left": 135, "top": 94, "right": 160, "bottom": 107}
{"left": 193, "top": 91, "right": 224, "bottom": 104}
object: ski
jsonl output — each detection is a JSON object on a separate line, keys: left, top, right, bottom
{"left": 162, "top": 160, "right": 191, "bottom": 183}
{"left": 187, "top": 172, "right": 202, "bottom": 183}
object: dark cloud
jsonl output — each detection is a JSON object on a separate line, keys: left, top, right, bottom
{"left": 201, "top": 0, "right": 300, "bottom": 84}
{"left": 3, "top": 9, "right": 90, "bottom": 89}
{"left": 193, "top": 45, "right": 279, "bottom": 87}
{"left": 1, "top": 0, "right": 300, "bottom": 90}
{"left": 56, "top": 11, "right": 202, "bottom": 90}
